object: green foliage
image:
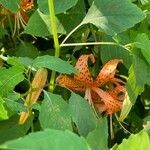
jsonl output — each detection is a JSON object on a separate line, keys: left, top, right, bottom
{"left": 0, "top": 129, "right": 91, "bottom": 150}
{"left": 39, "top": 92, "right": 72, "bottom": 130}
{"left": 0, "top": 67, "right": 24, "bottom": 97}
{"left": 113, "top": 130, "right": 150, "bottom": 150}
{"left": 38, "top": 0, "right": 78, "bottom": 15}
{"left": 0, "top": 0, "right": 150, "bottom": 149}
{"left": 81, "top": 0, "right": 145, "bottom": 35}
{"left": 87, "top": 118, "right": 108, "bottom": 150}
{"left": 24, "top": 10, "right": 66, "bottom": 36}
{"left": 0, "top": 96, "right": 8, "bottom": 120}
{"left": 32, "top": 55, "right": 77, "bottom": 74}
{"left": 69, "top": 92, "right": 97, "bottom": 137}
{"left": 0, "top": 0, "right": 21, "bottom": 13}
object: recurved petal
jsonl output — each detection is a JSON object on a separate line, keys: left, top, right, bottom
{"left": 95, "top": 59, "right": 123, "bottom": 86}
{"left": 56, "top": 75, "right": 86, "bottom": 92}
{"left": 92, "top": 87, "right": 122, "bottom": 115}
{"left": 74, "top": 54, "right": 95, "bottom": 86}
{"left": 108, "top": 85, "right": 126, "bottom": 102}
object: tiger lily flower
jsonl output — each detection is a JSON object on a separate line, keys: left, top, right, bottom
{"left": 13, "top": 0, "right": 34, "bottom": 36}
{"left": 56, "top": 54, "right": 126, "bottom": 115}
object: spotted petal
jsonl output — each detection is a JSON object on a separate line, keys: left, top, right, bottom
{"left": 74, "top": 54, "right": 95, "bottom": 86}
{"left": 92, "top": 87, "right": 122, "bottom": 114}
{"left": 95, "top": 59, "right": 123, "bottom": 86}
{"left": 56, "top": 75, "right": 85, "bottom": 92}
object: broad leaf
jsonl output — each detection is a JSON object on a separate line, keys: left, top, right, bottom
{"left": 0, "top": 116, "right": 32, "bottom": 144}
{"left": 119, "top": 92, "right": 132, "bottom": 122}
{"left": 39, "top": 92, "right": 72, "bottom": 130}
{"left": 69, "top": 92, "right": 97, "bottom": 137}
{"left": 113, "top": 130, "right": 150, "bottom": 150}
{"left": 0, "top": 129, "right": 91, "bottom": 150}
{"left": 0, "top": 96, "right": 8, "bottom": 120}
{"left": 24, "top": 10, "right": 66, "bottom": 37}
{"left": 0, "top": 67, "right": 24, "bottom": 96}
{"left": 132, "top": 48, "right": 150, "bottom": 88}
{"left": 126, "top": 66, "right": 144, "bottom": 104}
{"left": 33, "top": 55, "right": 77, "bottom": 74}
{"left": 38, "top": 0, "right": 78, "bottom": 15}
{"left": 57, "top": 0, "right": 86, "bottom": 33}
{"left": 87, "top": 118, "right": 108, "bottom": 150}
{"left": 15, "top": 42, "right": 39, "bottom": 58}
{"left": 135, "top": 33, "right": 150, "bottom": 65}
{"left": 101, "top": 45, "right": 132, "bottom": 68}
{"left": 0, "top": 0, "right": 21, "bottom": 13}
{"left": 81, "top": 0, "right": 145, "bottom": 35}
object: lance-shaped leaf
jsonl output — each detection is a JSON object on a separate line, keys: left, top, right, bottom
{"left": 32, "top": 55, "right": 78, "bottom": 74}
{"left": 81, "top": 0, "right": 145, "bottom": 36}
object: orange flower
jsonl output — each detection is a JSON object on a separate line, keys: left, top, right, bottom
{"left": 12, "top": 0, "right": 34, "bottom": 36}
{"left": 57, "top": 54, "right": 126, "bottom": 115}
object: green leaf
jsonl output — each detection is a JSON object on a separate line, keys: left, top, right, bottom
{"left": 69, "top": 92, "right": 97, "bottom": 137}
{"left": 0, "top": 67, "right": 24, "bottom": 96}
{"left": 81, "top": 0, "right": 145, "bottom": 35}
{"left": 0, "top": 129, "right": 91, "bottom": 150}
{"left": 0, "top": 115, "right": 32, "bottom": 144}
{"left": 132, "top": 48, "right": 150, "bottom": 88}
{"left": 4, "top": 93, "right": 26, "bottom": 113}
{"left": 126, "top": 66, "right": 144, "bottom": 104}
{"left": 38, "top": 0, "right": 78, "bottom": 15}
{"left": 86, "top": 118, "right": 108, "bottom": 150}
{"left": 33, "top": 55, "right": 77, "bottom": 74}
{"left": 101, "top": 45, "right": 132, "bottom": 69}
{"left": 39, "top": 92, "right": 72, "bottom": 130}
{"left": 24, "top": 10, "right": 66, "bottom": 37}
{"left": 0, "top": 96, "right": 8, "bottom": 120}
{"left": 114, "top": 130, "right": 150, "bottom": 150}
{"left": 57, "top": 0, "right": 86, "bottom": 33}
{"left": 135, "top": 33, "right": 150, "bottom": 65}
{"left": 119, "top": 92, "right": 132, "bottom": 122}
{"left": 15, "top": 42, "right": 39, "bottom": 58}
{"left": 0, "top": 0, "right": 21, "bottom": 13}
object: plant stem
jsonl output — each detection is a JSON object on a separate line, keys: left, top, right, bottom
{"left": 48, "top": 0, "right": 60, "bottom": 92}
{"left": 61, "top": 42, "right": 130, "bottom": 51}
{"left": 61, "top": 23, "right": 82, "bottom": 45}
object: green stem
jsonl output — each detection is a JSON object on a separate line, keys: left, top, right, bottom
{"left": 48, "top": 0, "right": 60, "bottom": 92}
{"left": 61, "top": 42, "right": 130, "bottom": 51}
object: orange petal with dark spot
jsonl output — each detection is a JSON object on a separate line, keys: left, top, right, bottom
{"left": 95, "top": 59, "right": 123, "bottom": 86}
{"left": 56, "top": 75, "right": 85, "bottom": 92}
{"left": 92, "top": 87, "right": 122, "bottom": 115}
{"left": 74, "top": 54, "right": 95, "bottom": 86}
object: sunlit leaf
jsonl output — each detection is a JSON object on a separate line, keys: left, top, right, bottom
{"left": 113, "top": 130, "right": 150, "bottom": 150}
{"left": 119, "top": 92, "right": 132, "bottom": 122}
{"left": 0, "top": 129, "right": 91, "bottom": 150}
{"left": 0, "top": 96, "right": 8, "bottom": 120}
{"left": 81, "top": 0, "right": 145, "bottom": 35}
